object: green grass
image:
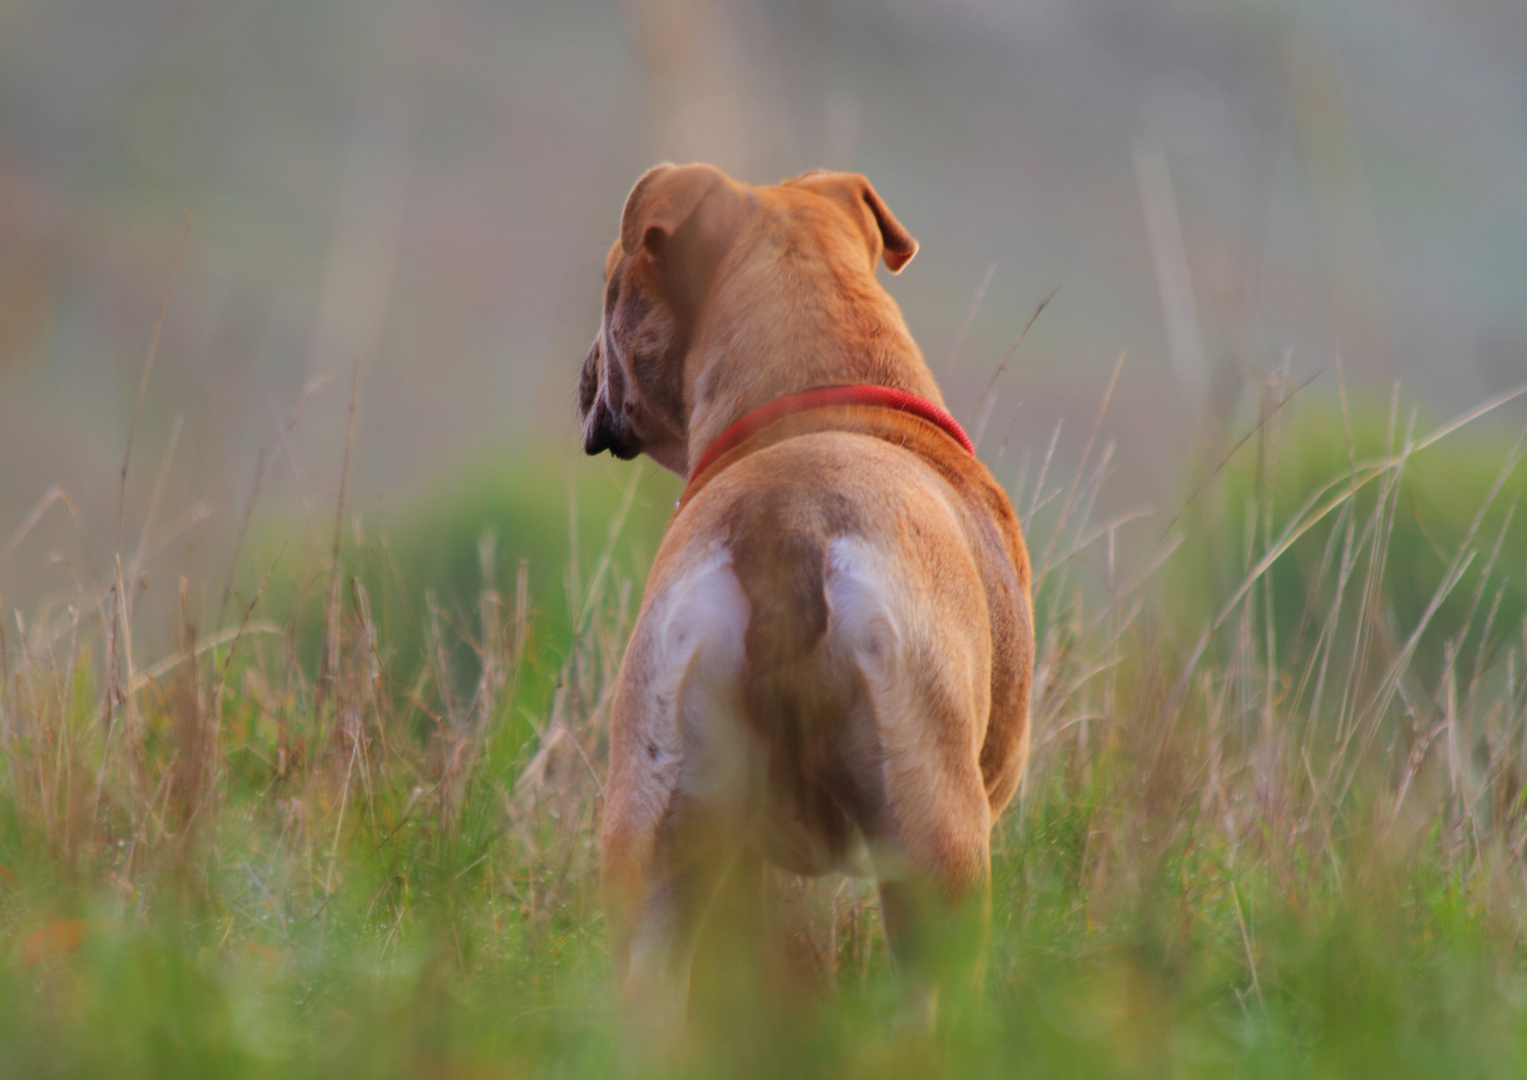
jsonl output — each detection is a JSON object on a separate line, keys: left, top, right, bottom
{"left": 2, "top": 378, "right": 1527, "bottom": 1077}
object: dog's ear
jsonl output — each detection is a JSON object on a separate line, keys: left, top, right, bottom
{"left": 620, "top": 163, "right": 748, "bottom": 276}
{"left": 785, "top": 170, "right": 918, "bottom": 273}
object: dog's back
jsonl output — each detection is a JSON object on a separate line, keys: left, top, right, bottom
{"left": 610, "top": 415, "right": 1031, "bottom": 882}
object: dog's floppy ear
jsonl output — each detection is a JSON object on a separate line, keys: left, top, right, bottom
{"left": 785, "top": 170, "right": 918, "bottom": 273}
{"left": 620, "top": 163, "right": 746, "bottom": 263}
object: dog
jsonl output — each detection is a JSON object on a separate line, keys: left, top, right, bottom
{"left": 578, "top": 163, "right": 1033, "bottom": 1032}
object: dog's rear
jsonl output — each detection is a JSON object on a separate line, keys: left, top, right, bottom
{"left": 600, "top": 428, "right": 1030, "bottom": 1032}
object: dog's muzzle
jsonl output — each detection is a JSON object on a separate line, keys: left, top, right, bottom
{"left": 579, "top": 338, "right": 640, "bottom": 460}
{"left": 583, "top": 397, "right": 640, "bottom": 460}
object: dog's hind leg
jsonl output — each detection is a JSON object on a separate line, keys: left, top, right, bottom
{"left": 824, "top": 535, "right": 995, "bottom": 1023}
{"left": 868, "top": 739, "right": 993, "bottom": 1029}
{"left": 600, "top": 547, "right": 757, "bottom": 1047}
{"left": 612, "top": 795, "right": 753, "bottom": 1050}
{"left": 875, "top": 850, "right": 991, "bottom": 1027}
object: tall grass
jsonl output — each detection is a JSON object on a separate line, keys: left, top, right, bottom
{"left": 1, "top": 365, "right": 1526, "bottom": 1077}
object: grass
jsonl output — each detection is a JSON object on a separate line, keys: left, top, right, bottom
{"left": 2, "top": 358, "right": 1527, "bottom": 1077}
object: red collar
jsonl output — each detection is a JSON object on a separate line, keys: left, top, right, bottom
{"left": 687, "top": 384, "right": 975, "bottom": 483}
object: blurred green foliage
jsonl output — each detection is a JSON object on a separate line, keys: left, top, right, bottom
{"left": 1176, "top": 400, "right": 1526, "bottom": 686}
{"left": 381, "top": 453, "right": 678, "bottom": 639}
{"left": 2, "top": 743, "right": 1525, "bottom": 1078}
{"left": 252, "top": 450, "right": 678, "bottom": 716}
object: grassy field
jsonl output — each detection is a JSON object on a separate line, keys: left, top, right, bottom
{"left": 2, "top": 367, "right": 1526, "bottom": 1078}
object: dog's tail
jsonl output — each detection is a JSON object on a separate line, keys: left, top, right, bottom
{"left": 731, "top": 527, "right": 829, "bottom": 676}
{"left": 731, "top": 524, "right": 860, "bottom": 868}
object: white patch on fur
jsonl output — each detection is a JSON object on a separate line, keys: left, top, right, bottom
{"left": 619, "top": 546, "right": 754, "bottom": 1005}
{"left": 824, "top": 535, "right": 906, "bottom": 690}
{"left": 823, "top": 535, "right": 927, "bottom": 881}
{"left": 645, "top": 545, "right": 753, "bottom": 803}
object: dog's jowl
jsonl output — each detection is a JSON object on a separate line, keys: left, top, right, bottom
{"left": 578, "top": 163, "right": 1033, "bottom": 1034}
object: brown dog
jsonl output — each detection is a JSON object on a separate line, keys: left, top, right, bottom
{"left": 578, "top": 163, "right": 1032, "bottom": 1029}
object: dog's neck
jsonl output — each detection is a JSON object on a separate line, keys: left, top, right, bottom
{"left": 681, "top": 257, "right": 943, "bottom": 474}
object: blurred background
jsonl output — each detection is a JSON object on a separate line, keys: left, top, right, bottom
{"left": 1, "top": 0, "right": 1524, "bottom": 624}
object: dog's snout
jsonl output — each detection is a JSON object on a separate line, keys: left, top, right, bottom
{"left": 579, "top": 334, "right": 642, "bottom": 460}
{"left": 582, "top": 396, "right": 614, "bottom": 455}
{"left": 582, "top": 396, "right": 640, "bottom": 459}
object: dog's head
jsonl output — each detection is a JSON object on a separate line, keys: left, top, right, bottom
{"left": 579, "top": 163, "right": 918, "bottom": 475}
